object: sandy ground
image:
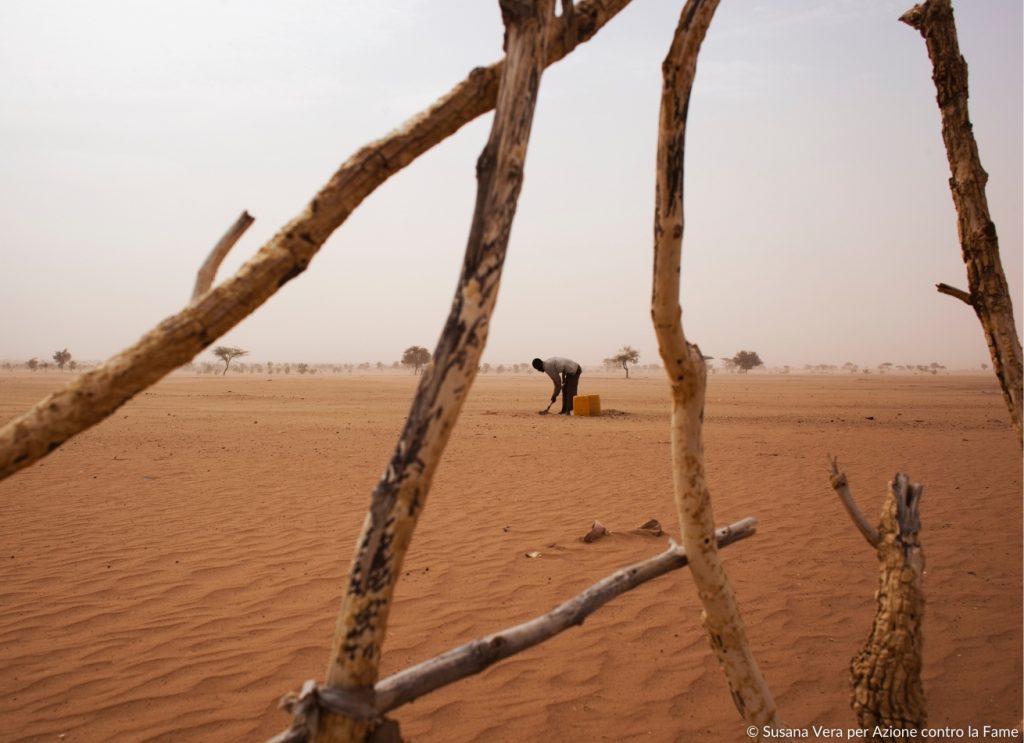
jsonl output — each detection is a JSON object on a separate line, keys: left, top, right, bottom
{"left": 0, "top": 371, "right": 1020, "bottom": 742}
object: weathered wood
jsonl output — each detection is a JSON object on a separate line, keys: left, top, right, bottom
{"left": 317, "top": 2, "right": 555, "bottom": 740}
{"left": 192, "top": 210, "right": 255, "bottom": 300}
{"left": 935, "top": 282, "right": 972, "bottom": 307}
{"left": 268, "top": 518, "right": 758, "bottom": 742}
{"left": 850, "top": 473, "right": 926, "bottom": 737}
{"left": 901, "top": 0, "right": 1023, "bottom": 446}
{"left": 828, "top": 457, "right": 881, "bottom": 548}
{"left": 650, "top": 0, "right": 777, "bottom": 736}
{"left": 0, "top": 0, "right": 633, "bottom": 484}
{"left": 374, "top": 518, "right": 757, "bottom": 713}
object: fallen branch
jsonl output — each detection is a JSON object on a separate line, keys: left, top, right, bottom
{"left": 934, "top": 282, "right": 972, "bottom": 307}
{"left": 828, "top": 457, "right": 881, "bottom": 548}
{"left": 269, "top": 518, "right": 758, "bottom": 742}
{"left": 651, "top": 0, "right": 777, "bottom": 735}
{"left": 318, "top": 3, "right": 555, "bottom": 740}
{"left": 192, "top": 210, "right": 255, "bottom": 300}
{"left": 901, "top": 0, "right": 1023, "bottom": 445}
{"left": 850, "top": 473, "right": 926, "bottom": 737}
{"left": 0, "top": 0, "right": 634, "bottom": 483}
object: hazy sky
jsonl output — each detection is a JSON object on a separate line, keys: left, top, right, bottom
{"left": 1, "top": 1, "right": 1020, "bottom": 370}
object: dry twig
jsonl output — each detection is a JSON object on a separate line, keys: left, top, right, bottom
{"left": 828, "top": 457, "right": 881, "bottom": 547}
{"left": 192, "top": 210, "right": 255, "bottom": 300}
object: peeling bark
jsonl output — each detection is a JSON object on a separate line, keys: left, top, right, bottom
{"left": 317, "top": 3, "right": 554, "bottom": 740}
{"left": 650, "top": 0, "right": 777, "bottom": 736}
{"left": 0, "top": 0, "right": 633, "bottom": 484}
{"left": 850, "top": 473, "right": 926, "bottom": 736}
{"left": 901, "top": 0, "right": 1023, "bottom": 445}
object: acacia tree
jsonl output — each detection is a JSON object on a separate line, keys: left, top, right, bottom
{"left": 26, "top": 357, "right": 38, "bottom": 372}
{"left": 605, "top": 345, "right": 640, "bottom": 378}
{"left": 52, "top": 349, "right": 72, "bottom": 371}
{"left": 731, "top": 350, "right": 764, "bottom": 373}
{"left": 401, "top": 345, "right": 431, "bottom": 374}
{"left": 212, "top": 346, "right": 248, "bottom": 375}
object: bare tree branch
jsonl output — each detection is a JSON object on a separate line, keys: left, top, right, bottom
{"left": 374, "top": 518, "right": 757, "bottom": 713}
{"left": 269, "top": 518, "right": 758, "bottom": 743}
{"left": 651, "top": 0, "right": 777, "bottom": 735}
{"left": 317, "top": 3, "right": 556, "bottom": 740}
{"left": 192, "top": 210, "right": 255, "bottom": 301}
{"left": 934, "top": 282, "right": 972, "bottom": 306}
{"left": 0, "top": 0, "right": 634, "bottom": 483}
{"left": 828, "top": 457, "right": 881, "bottom": 548}
{"left": 901, "top": 0, "right": 1023, "bottom": 446}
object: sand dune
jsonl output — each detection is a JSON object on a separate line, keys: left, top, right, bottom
{"left": 0, "top": 372, "right": 1020, "bottom": 741}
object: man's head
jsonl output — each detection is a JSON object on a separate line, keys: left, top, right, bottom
{"left": 532, "top": 358, "right": 545, "bottom": 372}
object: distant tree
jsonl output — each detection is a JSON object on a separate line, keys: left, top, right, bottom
{"left": 27, "top": 357, "right": 39, "bottom": 372}
{"left": 402, "top": 346, "right": 431, "bottom": 374}
{"left": 68, "top": 360, "right": 78, "bottom": 372}
{"left": 722, "top": 357, "right": 738, "bottom": 373}
{"left": 731, "top": 350, "right": 764, "bottom": 373}
{"left": 481, "top": 362, "right": 491, "bottom": 374}
{"left": 284, "top": 364, "right": 292, "bottom": 374}
{"left": 842, "top": 362, "right": 858, "bottom": 374}
{"left": 497, "top": 364, "right": 506, "bottom": 374}
{"left": 376, "top": 361, "right": 384, "bottom": 372}
{"left": 52, "top": 348, "right": 72, "bottom": 371}
{"left": 212, "top": 346, "right": 248, "bottom": 375}
{"left": 605, "top": 345, "right": 640, "bottom": 379}
{"left": 297, "top": 363, "right": 309, "bottom": 374}
{"left": 981, "top": 362, "right": 988, "bottom": 371}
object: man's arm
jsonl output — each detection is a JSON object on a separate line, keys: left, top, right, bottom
{"left": 546, "top": 368, "right": 562, "bottom": 401}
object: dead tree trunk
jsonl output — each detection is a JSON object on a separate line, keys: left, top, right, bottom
{"left": 901, "top": 0, "right": 1023, "bottom": 446}
{"left": 829, "top": 461, "right": 926, "bottom": 737}
{"left": 0, "top": 0, "right": 632, "bottom": 484}
{"left": 651, "top": 0, "right": 777, "bottom": 736}
{"left": 317, "top": 3, "right": 554, "bottom": 740}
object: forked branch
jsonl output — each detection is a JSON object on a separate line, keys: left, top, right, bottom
{"left": 901, "top": 0, "right": 1023, "bottom": 445}
{"left": 192, "top": 210, "right": 255, "bottom": 300}
{"left": 269, "top": 518, "right": 758, "bottom": 743}
{"left": 0, "top": 0, "right": 634, "bottom": 483}
{"left": 651, "top": 0, "right": 777, "bottom": 735}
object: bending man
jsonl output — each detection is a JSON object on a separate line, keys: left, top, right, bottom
{"left": 532, "top": 356, "right": 583, "bottom": 416}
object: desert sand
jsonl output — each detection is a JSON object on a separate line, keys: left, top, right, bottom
{"left": 0, "top": 371, "right": 1020, "bottom": 742}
